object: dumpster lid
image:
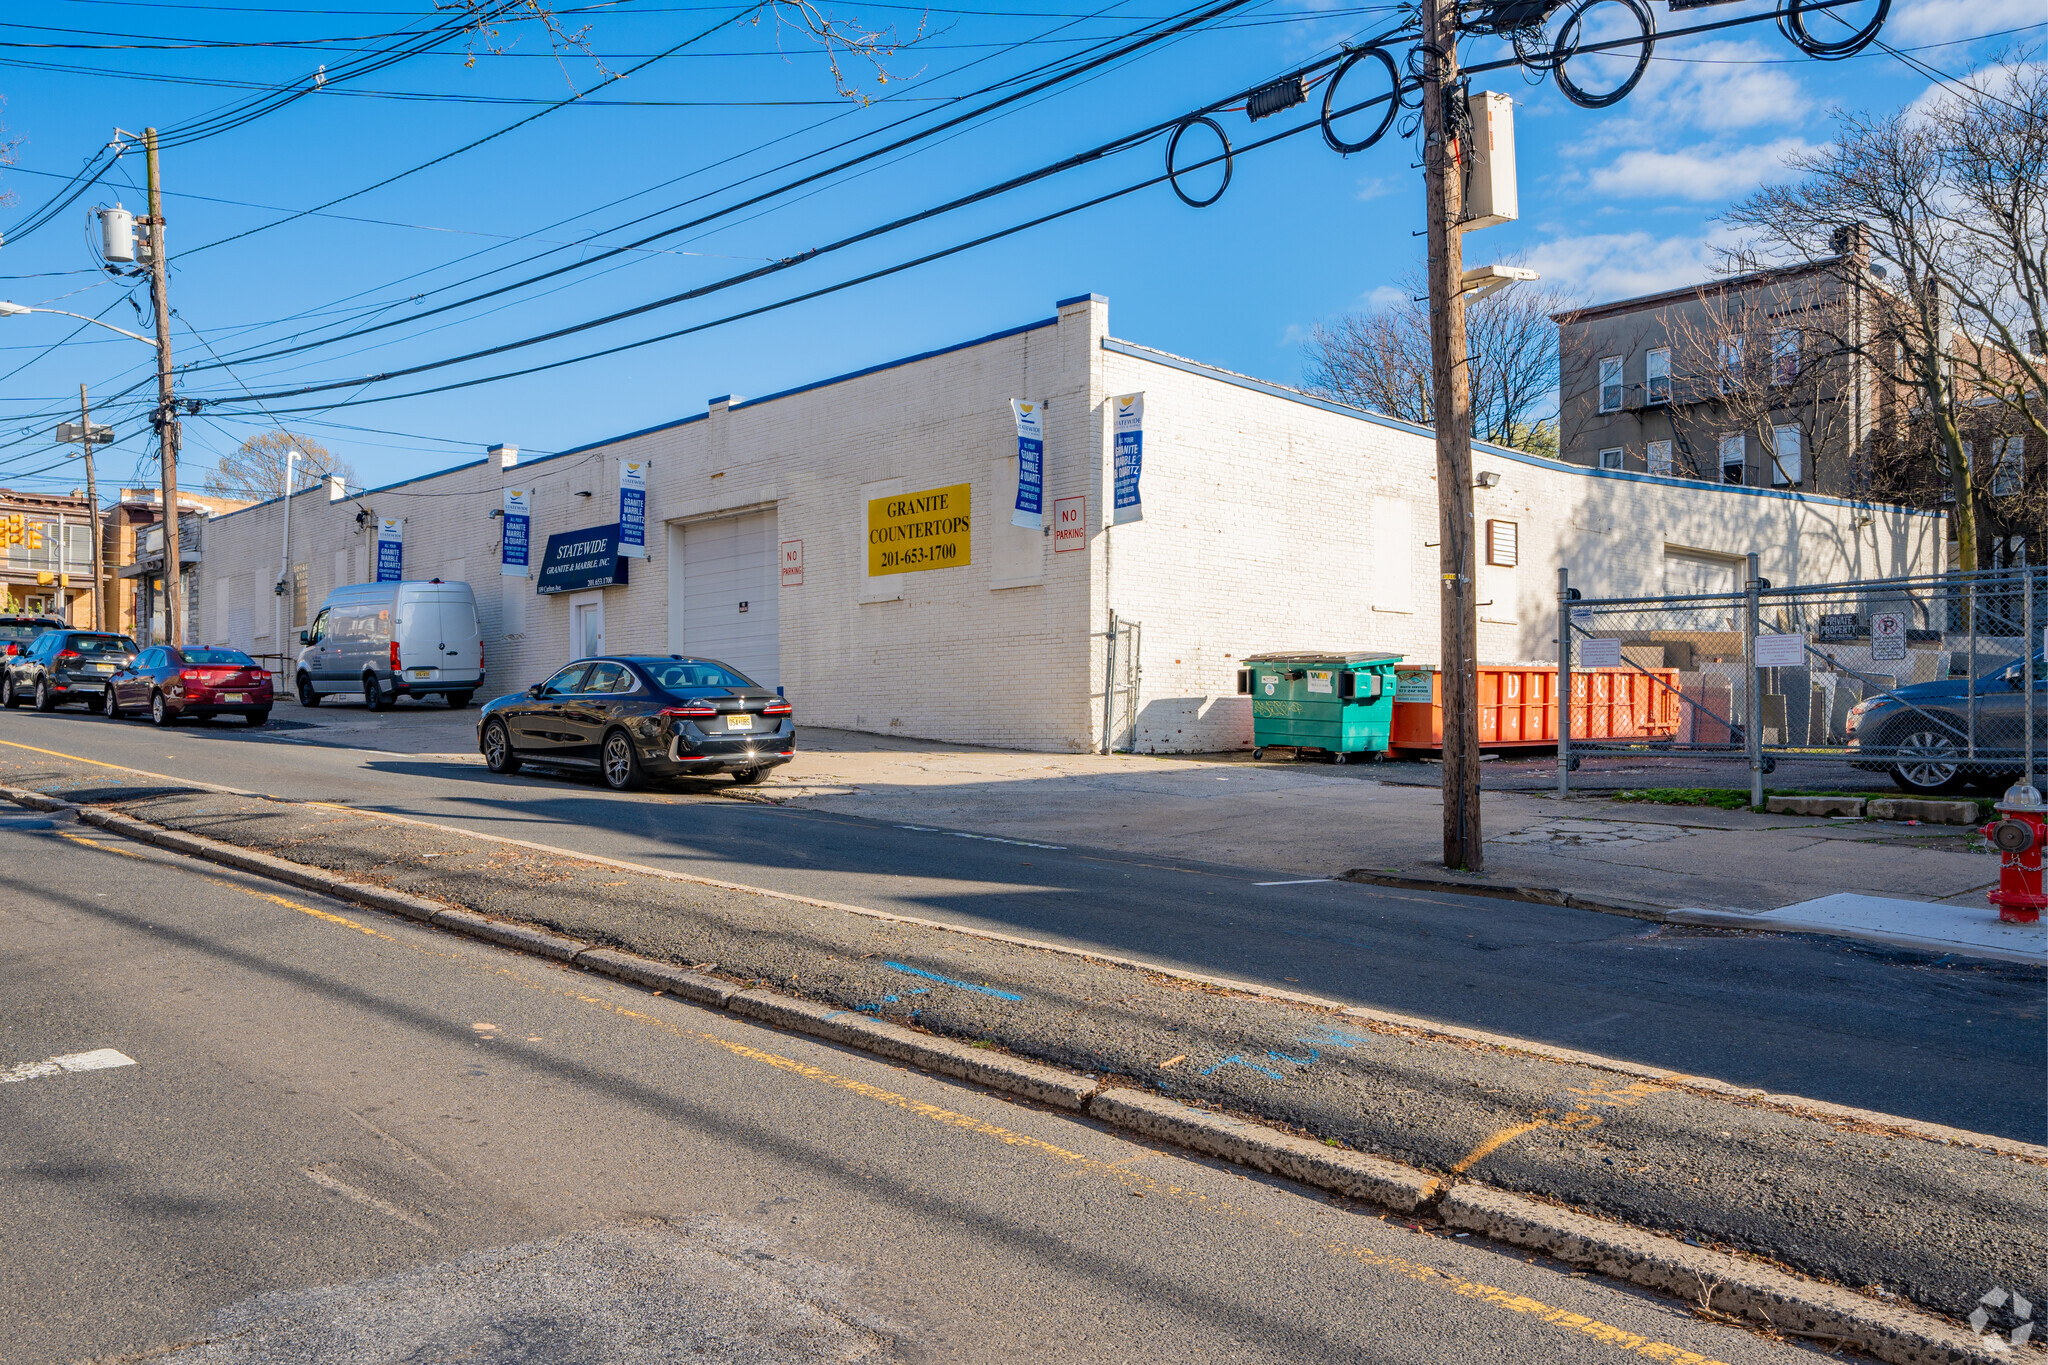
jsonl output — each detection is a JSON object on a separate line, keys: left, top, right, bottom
{"left": 1241, "top": 651, "right": 1403, "bottom": 667}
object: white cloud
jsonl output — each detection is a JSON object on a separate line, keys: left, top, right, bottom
{"left": 1361, "top": 284, "right": 1407, "bottom": 311}
{"left": 1889, "top": 0, "right": 2043, "bottom": 44}
{"left": 1584, "top": 137, "right": 1821, "bottom": 201}
{"left": 1354, "top": 175, "right": 1397, "bottom": 203}
{"left": 1523, "top": 226, "right": 1748, "bottom": 302}
{"left": 1557, "top": 40, "right": 1809, "bottom": 155}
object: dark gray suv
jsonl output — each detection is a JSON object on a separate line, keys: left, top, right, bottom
{"left": 1845, "top": 651, "right": 2048, "bottom": 794}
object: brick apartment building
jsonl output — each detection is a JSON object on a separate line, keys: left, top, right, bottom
{"left": 0, "top": 488, "right": 100, "bottom": 624}
{"left": 1553, "top": 247, "right": 2042, "bottom": 568}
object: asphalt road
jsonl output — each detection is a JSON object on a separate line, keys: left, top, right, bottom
{"left": 0, "top": 810, "right": 1816, "bottom": 1365}
{"left": 0, "top": 706, "right": 2041, "bottom": 1145}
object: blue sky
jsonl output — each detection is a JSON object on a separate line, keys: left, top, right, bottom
{"left": 0, "top": 0, "right": 2035, "bottom": 497}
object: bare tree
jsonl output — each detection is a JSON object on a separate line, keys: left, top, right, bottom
{"left": 205, "top": 430, "right": 354, "bottom": 503}
{"left": 1723, "top": 95, "right": 2035, "bottom": 569}
{"left": 1303, "top": 267, "right": 1572, "bottom": 456}
{"left": 1662, "top": 274, "right": 1864, "bottom": 488}
{"left": 1921, "top": 55, "right": 2048, "bottom": 455}
{"left": 436, "top": 0, "right": 923, "bottom": 102}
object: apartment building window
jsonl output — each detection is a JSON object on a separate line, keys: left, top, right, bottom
{"left": 1645, "top": 347, "right": 1670, "bottom": 405}
{"left": 1771, "top": 424, "right": 1802, "bottom": 486}
{"left": 1597, "top": 447, "right": 1624, "bottom": 470}
{"left": 1771, "top": 329, "right": 1801, "bottom": 386}
{"left": 1647, "top": 439, "right": 1674, "bottom": 477}
{"left": 1598, "top": 356, "right": 1624, "bottom": 413}
{"left": 1719, "top": 335, "right": 1744, "bottom": 393}
{"left": 1992, "top": 437, "right": 2025, "bottom": 496}
{"left": 1719, "top": 433, "right": 1746, "bottom": 484}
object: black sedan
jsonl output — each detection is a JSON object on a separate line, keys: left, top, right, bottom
{"left": 1845, "top": 650, "right": 2047, "bottom": 794}
{"left": 478, "top": 655, "right": 794, "bottom": 791}
{"left": 106, "top": 645, "right": 275, "bottom": 726}
{"left": 1, "top": 629, "right": 138, "bottom": 711}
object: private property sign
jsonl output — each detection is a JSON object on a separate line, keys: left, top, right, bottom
{"left": 868, "top": 483, "right": 971, "bottom": 576}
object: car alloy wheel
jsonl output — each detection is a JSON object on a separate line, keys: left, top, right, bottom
{"left": 602, "top": 730, "right": 641, "bottom": 791}
{"left": 34, "top": 678, "right": 54, "bottom": 712}
{"left": 0, "top": 673, "right": 15, "bottom": 708}
{"left": 1892, "top": 727, "right": 1964, "bottom": 794}
{"left": 103, "top": 687, "right": 122, "bottom": 719}
{"left": 483, "top": 720, "right": 520, "bottom": 775}
{"left": 730, "top": 767, "right": 767, "bottom": 786}
{"left": 151, "top": 691, "right": 172, "bottom": 727}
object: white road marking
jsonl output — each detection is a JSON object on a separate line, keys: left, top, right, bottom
{"left": 1254, "top": 879, "right": 1333, "bottom": 887}
{"left": 895, "top": 825, "right": 1066, "bottom": 850}
{"left": 302, "top": 1163, "right": 434, "bottom": 1231}
{"left": 0, "top": 1048, "right": 137, "bottom": 1084}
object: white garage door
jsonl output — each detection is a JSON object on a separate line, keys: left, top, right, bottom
{"left": 677, "top": 510, "right": 779, "bottom": 691}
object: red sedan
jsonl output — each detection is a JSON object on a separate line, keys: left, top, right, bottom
{"left": 107, "top": 645, "right": 274, "bottom": 726}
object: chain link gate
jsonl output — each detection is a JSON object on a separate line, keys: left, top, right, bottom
{"left": 1099, "top": 612, "right": 1141, "bottom": 754}
{"left": 1556, "top": 565, "right": 2044, "bottom": 801}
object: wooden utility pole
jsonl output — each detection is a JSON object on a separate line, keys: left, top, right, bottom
{"left": 1420, "top": 0, "right": 1483, "bottom": 870}
{"left": 79, "top": 386, "right": 106, "bottom": 632}
{"left": 143, "top": 127, "right": 182, "bottom": 646}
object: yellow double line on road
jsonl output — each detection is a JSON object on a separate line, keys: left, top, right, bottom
{"left": 41, "top": 817, "right": 1740, "bottom": 1365}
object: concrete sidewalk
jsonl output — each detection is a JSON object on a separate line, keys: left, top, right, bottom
{"left": 249, "top": 707, "right": 2018, "bottom": 958}
{"left": 765, "top": 730, "right": 2005, "bottom": 927}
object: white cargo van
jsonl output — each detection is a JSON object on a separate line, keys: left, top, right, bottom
{"left": 295, "top": 579, "right": 485, "bottom": 710}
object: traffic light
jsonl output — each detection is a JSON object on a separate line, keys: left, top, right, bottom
{"left": 0, "top": 514, "right": 23, "bottom": 547}
{"left": 25, "top": 521, "right": 43, "bottom": 552}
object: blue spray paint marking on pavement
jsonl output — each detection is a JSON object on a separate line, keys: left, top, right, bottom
{"left": 1200, "top": 1054, "right": 1286, "bottom": 1081}
{"left": 1300, "top": 1025, "right": 1374, "bottom": 1050}
{"left": 1267, "top": 1047, "right": 1320, "bottom": 1068}
{"left": 882, "top": 962, "right": 1023, "bottom": 1001}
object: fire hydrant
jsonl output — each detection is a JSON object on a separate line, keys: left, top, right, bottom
{"left": 1984, "top": 784, "right": 2046, "bottom": 925}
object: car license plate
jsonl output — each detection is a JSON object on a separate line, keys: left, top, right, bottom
{"left": 411, "top": 668, "right": 434, "bottom": 679}
{"left": 726, "top": 714, "right": 754, "bottom": 731}
{"left": 223, "top": 693, "right": 246, "bottom": 703}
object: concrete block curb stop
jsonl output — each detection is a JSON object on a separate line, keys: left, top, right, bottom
{"left": 1764, "top": 795, "right": 1867, "bottom": 818}
{"left": 0, "top": 783, "right": 2029, "bottom": 1365}
{"left": 1867, "top": 798, "right": 1979, "bottom": 826}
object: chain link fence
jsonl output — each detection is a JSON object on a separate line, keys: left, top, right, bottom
{"left": 1557, "top": 564, "right": 2045, "bottom": 800}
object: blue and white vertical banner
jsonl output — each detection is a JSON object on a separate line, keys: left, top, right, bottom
{"left": 617, "top": 460, "right": 647, "bottom": 559}
{"left": 374, "top": 518, "right": 404, "bottom": 582}
{"left": 500, "top": 489, "right": 531, "bottom": 577}
{"left": 1010, "top": 399, "right": 1045, "bottom": 530}
{"left": 1112, "top": 392, "right": 1144, "bottom": 525}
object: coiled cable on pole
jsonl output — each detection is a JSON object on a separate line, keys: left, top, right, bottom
{"left": 1320, "top": 45, "right": 1401, "bottom": 154}
{"left": 1778, "top": 0, "right": 1890, "bottom": 59}
{"left": 1165, "top": 115, "right": 1233, "bottom": 208}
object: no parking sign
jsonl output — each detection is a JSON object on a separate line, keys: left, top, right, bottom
{"left": 1871, "top": 611, "right": 1906, "bottom": 662}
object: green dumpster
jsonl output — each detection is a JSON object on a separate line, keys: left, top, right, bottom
{"left": 1237, "top": 652, "right": 1403, "bottom": 762}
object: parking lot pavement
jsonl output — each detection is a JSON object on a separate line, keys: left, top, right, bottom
{"left": 0, "top": 811, "right": 1828, "bottom": 1365}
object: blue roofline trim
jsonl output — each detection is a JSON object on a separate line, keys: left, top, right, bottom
{"left": 1056, "top": 292, "right": 1108, "bottom": 308}
{"left": 1100, "top": 337, "right": 1944, "bottom": 521}
{"left": 212, "top": 312, "right": 1069, "bottom": 523}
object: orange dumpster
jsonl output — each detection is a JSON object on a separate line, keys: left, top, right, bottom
{"left": 1389, "top": 663, "right": 1678, "bottom": 753}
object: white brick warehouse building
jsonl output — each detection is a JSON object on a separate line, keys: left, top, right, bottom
{"left": 196, "top": 294, "right": 1944, "bottom": 753}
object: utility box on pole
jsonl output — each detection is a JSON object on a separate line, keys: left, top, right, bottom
{"left": 1461, "top": 92, "right": 1518, "bottom": 230}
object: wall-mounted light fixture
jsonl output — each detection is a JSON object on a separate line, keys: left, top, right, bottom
{"left": 489, "top": 508, "right": 504, "bottom": 520}
{"left": 1474, "top": 471, "right": 1501, "bottom": 489}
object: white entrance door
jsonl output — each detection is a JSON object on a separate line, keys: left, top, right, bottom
{"left": 675, "top": 509, "right": 778, "bottom": 690}
{"left": 571, "top": 595, "right": 605, "bottom": 659}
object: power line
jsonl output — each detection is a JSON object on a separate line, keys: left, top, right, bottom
{"left": 186, "top": 0, "right": 1269, "bottom": 375}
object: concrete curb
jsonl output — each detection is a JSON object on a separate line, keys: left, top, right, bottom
{"left": 4, "top": 782, "right": 2026, "bottom": 1365}
{"left": 1439, "top": 1184, "right": 2014, "bottom": 1365}
{"left": 1338, "top": 867, "right": 1698, "bottom": 922}
{"left": 6, "top": 779, "right": 2040, "bottom": 1163}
